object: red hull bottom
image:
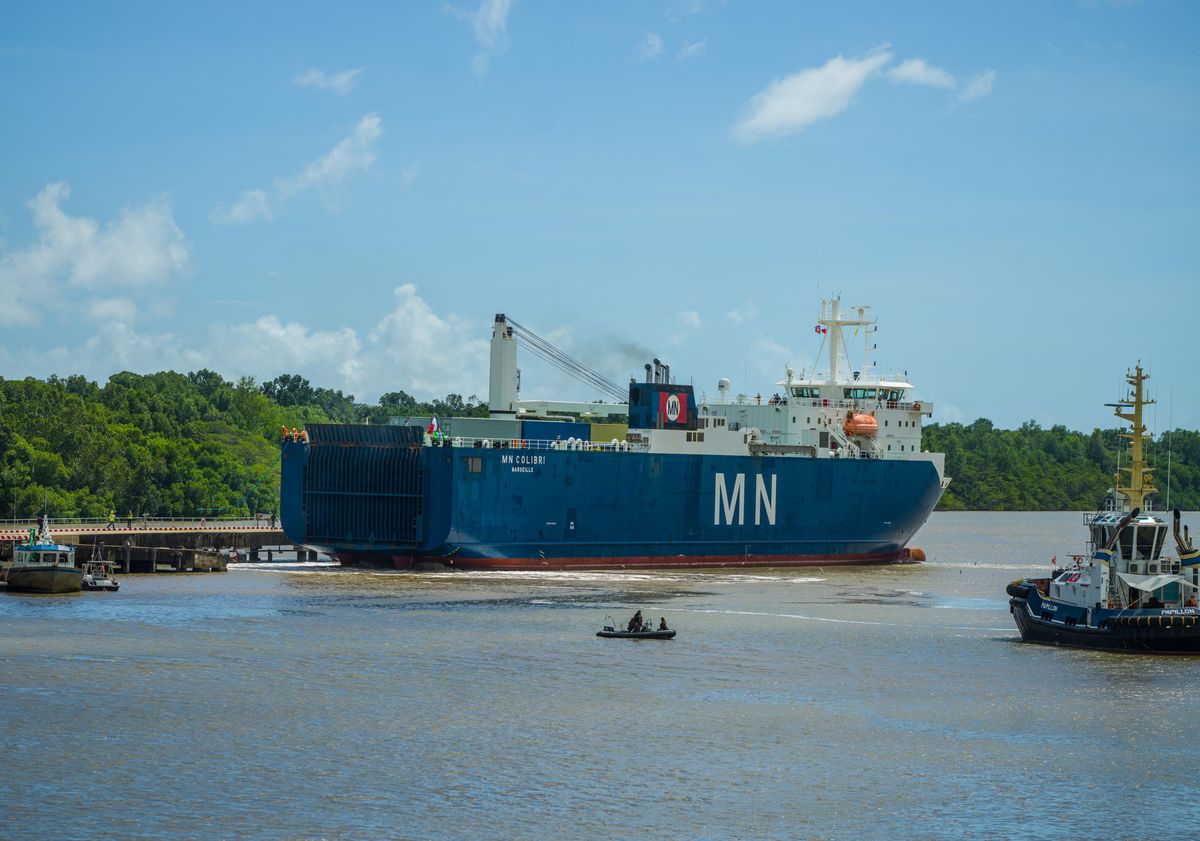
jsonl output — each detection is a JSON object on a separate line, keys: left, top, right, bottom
{"left": 332, "top": 550, "right": 920, "bottom": 571}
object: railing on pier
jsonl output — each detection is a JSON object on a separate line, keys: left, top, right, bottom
{"left": 0, "top": 516, "right": 282, "bottom": 537}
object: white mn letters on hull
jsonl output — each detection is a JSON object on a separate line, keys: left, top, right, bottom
{"left": 714, "top": 473, "right": 777, "bottom": 526}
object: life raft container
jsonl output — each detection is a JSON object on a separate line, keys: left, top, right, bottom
{"left": 843, "top": 412, "right": 878, "bottom": 438}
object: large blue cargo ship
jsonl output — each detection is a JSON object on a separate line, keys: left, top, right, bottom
{"left": 280, "top": 299, "right": 948, "bottom": 569}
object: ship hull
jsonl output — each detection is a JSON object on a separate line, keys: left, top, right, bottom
{"left": 4, "top": 565, "right": 83, "bottom": 594}
{"left": 282, "top": 426, "right": 944, "bottom": 571}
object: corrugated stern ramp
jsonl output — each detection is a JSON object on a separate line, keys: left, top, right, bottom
{"left": 301, "top": 424, "right": 426, "bottom": 548}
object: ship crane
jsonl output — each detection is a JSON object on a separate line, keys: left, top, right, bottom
{"left": 489, "top": 314, "right": 628, "bottom": 415}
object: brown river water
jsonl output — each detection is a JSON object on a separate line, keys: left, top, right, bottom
{"left": 2, "top": 512, "right": 1198, "bottom": 840}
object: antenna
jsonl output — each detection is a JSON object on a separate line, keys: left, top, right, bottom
{"left": 1166, "top": 383, "right": 1173, "bottom": 510}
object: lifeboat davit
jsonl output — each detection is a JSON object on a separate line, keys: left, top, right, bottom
{"left": 843, "top": 412, "right": 878, "bottom": 438}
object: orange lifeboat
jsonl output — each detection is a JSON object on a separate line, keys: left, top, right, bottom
{"left": 843, "top": 411, "right": 878, "bottom": 439}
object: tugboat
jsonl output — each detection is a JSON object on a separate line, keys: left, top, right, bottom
{"left": 2, "top": 517, "right": 83, "bottom": 594}
{"left": 1007, "top": 365, "right": 1200, "bottom": 653}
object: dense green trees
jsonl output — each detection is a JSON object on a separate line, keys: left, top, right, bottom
{"left": 923, "top": 421, "right": 1200, "bottom": 511}
{"left": 0, "top": 371, "right": 486, "bottom": 520}
{"left": 0, "top": 370, "right": 1194, "bottom": 518}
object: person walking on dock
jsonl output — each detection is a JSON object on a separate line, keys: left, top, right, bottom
{"left": 106, "top": 509, "right": 116, "bottom": 530}
{"left": 126, "top": 511, "right": 134, "bottom": 529}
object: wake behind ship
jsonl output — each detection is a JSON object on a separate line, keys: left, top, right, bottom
{"left": 280, "top": 299, "right": 949, "bottom": 570}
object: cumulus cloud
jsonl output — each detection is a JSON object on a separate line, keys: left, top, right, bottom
{"left": 888, "top": 57, "right": 955, "bottom": 89}
{"left": 636, "top": 32, "right": 663, "bottom": 61}
{"left": 213, "top": 113, "right": 383, "bottom": 224}
{"left": 367, "top": 284, "right": 489, "bottom": 396}
{"left": 448, "top": 0, "right": 512, "bottom": 74}
{"left": 678, "top": 39, "right": 707, "bottom": 60}
{"left": 0, "top": 182, "right": 189, "bottom": 325}
{"left": 733, "top": 47, "right": 892, "bottom": 143}
{"left": 19, "top": 284, "right": 492, "bottom": 403}
{"left": 293, "top": 67, "right": 365, "bottom": 95}
{"left": 213, "top": 316, "right": 365, "bottom": 387}
{"left": 675, "top": 309, "right": 703, "bottom": 329}
{"left": 959, "top": 69, "right": 996, "bottom": 103}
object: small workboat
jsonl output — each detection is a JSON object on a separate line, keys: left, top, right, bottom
{"left": 81, "top": 561, "right": 120, "bottom": 591}
{"left": 597, "top": 615, "right": 676, "bottom": 640}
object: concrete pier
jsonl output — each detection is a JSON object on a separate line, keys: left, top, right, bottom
{"left": 74, "top": 544, "right": 228, "bottom": 574}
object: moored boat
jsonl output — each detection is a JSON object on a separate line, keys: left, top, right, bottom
{"left": 81, "top": 561, "right": 120, "bottom": 591}
{"left": 1007, "top": 365, "right": 1200, "bottom": 654}
{"left": 2, "top": 521, "right": 82, "bottom": 594}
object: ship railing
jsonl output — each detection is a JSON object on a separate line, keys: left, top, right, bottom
{"left": 805, "top": 398, "right": 932, "bottom": 414}
{"left": 429, "top": 436, "right": 650, "bottom": 453}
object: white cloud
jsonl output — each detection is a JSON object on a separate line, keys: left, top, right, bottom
{"left": 293, "top": 67, "right": 365, "bottom": 95}
{"left": 449, "top": 0, "right": 512, "bottom": 75}
{"left": 666, "top": 0, "right": 704, "bottom": 22}
{"left": 725, "top": 301, "right": 759, "bottom": 324}
{"left": 0, "top": 182, "right": 188, "bottom": 325}
{"left": 85, "top": 297, "right": 137, "bottom": 325}
{"left": 400, "top": 162, "right": 422, "bottom": 191}
{"left": 888, "top": 57, "right": 955, "bottom": 89}
{"left": 636, "top": 32, "right": 663, "bottom": 61}
{"left": 277, "top": 113, "right": 383, "bottom": 198}
{"left": 213, "top": 113, "right": 384, "bottom": 224}
{"left": 958, "top": 69, "right": 996, "bottom": 103}
{"left": 733, "top": 48, "right": 892, "bottom": 143}
{"left": 679, "top": 39, "right": 707, "bottom": 60}
{"left": 21, "top": 284, "right": 491, "bottom": 403}
{"left": 367, "top": 284, "right": 489, "bottom": 396}
{"left": 675, "top": 309, "right": 703, "bottom": 329}
{"left": 210, "top": 189, "right": 272, "bottom": 225}
{"left": 214, "top": 316, "right": 365, "bottom": 387}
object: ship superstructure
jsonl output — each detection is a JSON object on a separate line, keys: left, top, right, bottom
{"left": 280, "top": 299, "right": 948, "bottom": 570}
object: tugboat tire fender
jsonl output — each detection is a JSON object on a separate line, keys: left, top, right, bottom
{"left": 1006, "top": 581, "right": 1031, "bottom": 599}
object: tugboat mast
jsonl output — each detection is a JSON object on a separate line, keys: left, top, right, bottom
{"left": 1110, "top": 364, "right": 1156, "bottom": 512}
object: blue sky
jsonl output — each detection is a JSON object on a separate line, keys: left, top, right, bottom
{"left": 1, "top": 0, "right": 1197, "bottom": 431}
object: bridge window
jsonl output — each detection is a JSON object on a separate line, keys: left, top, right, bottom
{"left": 843, "top": 388, "right": 877, "bottom": 400}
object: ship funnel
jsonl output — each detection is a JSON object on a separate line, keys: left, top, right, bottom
{"left": 489, "top": 313, "right": 519, "bottom": 416}
{"left": 645, "top": 363, "right": 653, "bottom": 383}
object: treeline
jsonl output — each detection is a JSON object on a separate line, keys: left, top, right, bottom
{"left": 924, "top": 420, "right": 1200, "bottom": 511}
{"left": 0, "top": 371, "right": 486, "bottom": 520}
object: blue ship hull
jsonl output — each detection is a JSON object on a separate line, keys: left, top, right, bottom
{"left": 280, "top": 425, "right": 943, "bottom": 570}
